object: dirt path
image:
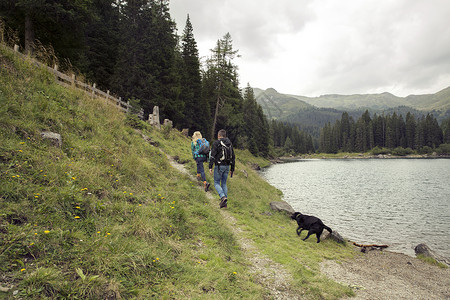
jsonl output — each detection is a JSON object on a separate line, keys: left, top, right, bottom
{"left": 166, "top": 153, "right": 450, "bottom": 300}
{"left": 166, "top": 155, "right": 301, "bottom": 299}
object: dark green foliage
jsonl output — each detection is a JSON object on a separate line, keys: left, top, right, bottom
{"left": 203, "top": 33, "right": 242, "bottom": 142}
{"left": 319, "top": 110, "right": 445, "bottom": 153}
{"left": 241, "top": 84, "right": 271, "bottom": 156}
{"left": 0, "top": 0, "right": 92, "bottom": 64}
{"left": 111, "top": 0, "right": 182, "bottom": 125}
{"left": 179, "top": 15, "right": 209, "bottom": 135}
{"left": 270, "top": 120, "right": 314, "bottom": 155}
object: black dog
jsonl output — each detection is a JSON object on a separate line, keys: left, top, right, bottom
{"left": 291, "top": 212, "right": 332, "bottom": 243}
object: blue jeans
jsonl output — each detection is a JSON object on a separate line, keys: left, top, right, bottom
{"left": 195, "top": 156, "right": 207, "bottom": 181}
{"left": 214, "top": 164, "right": 229, "bottom": 199}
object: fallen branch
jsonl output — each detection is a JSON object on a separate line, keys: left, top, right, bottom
{"left": 353, "top": 242, "right": 389, "bottom": 253}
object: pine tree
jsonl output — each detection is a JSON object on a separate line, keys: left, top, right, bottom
{"left": 405, "top": 112, "right": 416, "bottom": 149}
{"left": 0, "top": 0, "right": 91, "bottom": 61}
{"left": 180, "top": 15, "right": 208, "bottom": 134}
{"left": 203, "top": 33, "right": 242, "bottom": 143}
{"left": 81, "top": 0, "right": 120, "bottom": 90}
{"left": 112, "top": 0, "right": 181, "bottom": 124}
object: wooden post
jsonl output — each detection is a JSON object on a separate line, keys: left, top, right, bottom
{"left": 127, "top": 100, "right": 130, "bottom": 113}
{"left": 92, "top": 83, "right": 96, "bottom": 98}
{"left": 71, "top": 74, "right": 75, "bottom": 86}
{"left": 14, "top": 44, "right": 19, "bottom": 52}
{"left": 107, "top": 90, "right": 110, "bottom": 101}
{"left": 53, "top": 64, "right": 58, "bottom": 71}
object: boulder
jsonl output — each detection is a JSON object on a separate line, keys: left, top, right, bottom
{"left": 269, "top": 201, "right": 295, "bottom": 215}
{"left": 163, "top": 119, "right": 173, "bottom": 128}
{"left": 321, "top": 230, "right": 346, "bottom": 244}
{"left": 40, "top": 131, "right": 62, "bottom": 148}
{"left": 414, "top": 243, "right": 449, "bottom": 266}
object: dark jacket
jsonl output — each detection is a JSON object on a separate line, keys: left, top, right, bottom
{"left": 208, "top": 137, "right": 235, "bottom": 172}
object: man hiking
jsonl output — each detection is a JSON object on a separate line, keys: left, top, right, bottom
{"left": 209, "top": 129, "right": 235, "bottom": 208}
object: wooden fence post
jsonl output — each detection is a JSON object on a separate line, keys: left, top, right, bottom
{"left": 71, "top": 74, "right": 75, "bottom": 86}
{"left": 53, "top": 64, "right": 58, "bottom": 71}
{"left": 14, "top": 44, "right": 19, "bottom": 52}
{"left": 127, "top": 100, "right": 130, "bottom": 113}
{"left": 92, "top": 83, "right": 96, "bottom": 98}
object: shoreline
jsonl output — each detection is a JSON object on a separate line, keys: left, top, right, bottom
{"left": 321, "top": 246, "right": 450, "bottom": 299}
{"left": 272, "top": 153, "right": 450, "bottom": 163}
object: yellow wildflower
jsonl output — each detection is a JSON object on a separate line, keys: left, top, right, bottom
{"left": 44, "top": 230, "right": 50, "bottom": 234}
{"left": 129, "top": 193, "right": 133, "bottom": 195}
{"left": 74, "top": 216, "right": 80, "bottom": 219}
{"left": 75, "top": 206, "right": 80, "bottom": 209}
{"left": 20, "top": 268, "right": 25, "bottom": 272}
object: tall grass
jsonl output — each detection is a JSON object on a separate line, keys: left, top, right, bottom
{"left": 1, "top": 45, "right": 355, "bottom": 299}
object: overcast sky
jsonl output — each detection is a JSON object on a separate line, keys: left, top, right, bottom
{"left": 169, "top": 0, "right": 450, "bottom": 97}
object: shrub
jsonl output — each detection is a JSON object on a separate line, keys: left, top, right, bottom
{"left": 391, "top": 147, "right": 414, "bottom": 156}
{"left": 418, "top": 146, "right": 433, "bottom": 154}
{"left": 371, "top": 146, "right": 390, "bottom": 155}
{"left": 435, "top": 143, "right": 450, "bottom": 155}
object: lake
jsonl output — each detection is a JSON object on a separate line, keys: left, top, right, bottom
{"left": 261, "top": 159, "right": 450, "bottom": 259}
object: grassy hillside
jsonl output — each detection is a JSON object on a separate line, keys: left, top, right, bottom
{"left": 0, "top": 45, "right": 355, "bottom": 299}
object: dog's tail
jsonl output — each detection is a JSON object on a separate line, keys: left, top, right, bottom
{"left": 324, "top": 225, "right": 332, "bottom": 233}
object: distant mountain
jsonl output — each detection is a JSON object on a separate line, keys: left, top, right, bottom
{"left": 254, "top": 87, "right": 450, "bottom": 136}
{"left": 255, "top": 86, "right": 450, "bottom": 114}
{"left": 288, "top": 88, "right": 450, "bottom": 111}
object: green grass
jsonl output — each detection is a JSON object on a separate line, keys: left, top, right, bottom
{"left": 1, "top": 44, "right": 355, "bottom": 299}
{"left": 416, "top": 255, "right": 448, "bottom": 269}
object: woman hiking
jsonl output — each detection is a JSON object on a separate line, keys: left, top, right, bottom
{"left": 191, "top": 131, "right": 211, "bottom": 192}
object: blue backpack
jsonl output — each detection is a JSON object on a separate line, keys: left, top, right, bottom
{"left": 197, "top": 138, "right": 210, "bottom": 155}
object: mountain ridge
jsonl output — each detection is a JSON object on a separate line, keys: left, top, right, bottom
{"left": 254, "top": 86, "right": 450, "bottom": 112}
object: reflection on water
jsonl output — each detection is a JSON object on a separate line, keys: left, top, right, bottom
{"left": 261, "top": 159, "right": 450, "bottom": 258}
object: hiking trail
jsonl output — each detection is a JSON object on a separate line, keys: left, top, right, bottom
{"left": 165, "top": 154, "right": 301, "bottom": 299}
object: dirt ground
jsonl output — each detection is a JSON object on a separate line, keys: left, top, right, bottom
{"left": 320, "top": 247, "right": 450, "bottom": 300}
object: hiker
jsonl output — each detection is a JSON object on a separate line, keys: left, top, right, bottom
{"left": 209, "top": 129, "right": 235, "bottom": 208}
{"left": 191, "top": 131, "right": 211, "bottom": 192}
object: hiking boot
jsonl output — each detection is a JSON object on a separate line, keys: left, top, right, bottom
{"left": 219, "top": 197, "right": 227, "bottom": 208}
{"left": 204, "top": 182, "right": 210, "bottom": 192}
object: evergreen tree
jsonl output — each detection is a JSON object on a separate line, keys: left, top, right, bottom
{"left": 203, "top": 33, "right": 242, "bottom": 143}
{"left": 442, "top": 118, "right": 450, "bottom": 144}
{"left": 112, "top": 0, "right": 182, "bottom": 124}
{"left": 0, "top": 0, "right": 91, "bottom": 61}
{"left": 405, "top": 112, "right": 416, "bottom": 149}
{"left": 81, "top": 0, "right": 120, "bottom": 90}
{"left": 180, "top": 14, "right": 208, "bottom": 134}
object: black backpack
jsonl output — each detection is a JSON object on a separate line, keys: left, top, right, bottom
{"left": 219, "top": 141, "right": 232, "bottom": 164}
{"left": 197, "top": 138, "right": 210, "bottom": 155}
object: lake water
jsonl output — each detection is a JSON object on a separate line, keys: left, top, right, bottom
{"left": 261, "top": 159, "right": 450, "bottom": 259}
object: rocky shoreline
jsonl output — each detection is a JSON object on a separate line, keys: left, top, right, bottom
{"left": 321, "top": 247, "right": 450, "bottom": 299}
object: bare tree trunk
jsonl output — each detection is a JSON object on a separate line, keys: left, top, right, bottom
{"left": 24, "top": 13, "right": 34, "bottom": 55}
{"left": 211, "top": 80, "right": 222, "bottom": 139}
